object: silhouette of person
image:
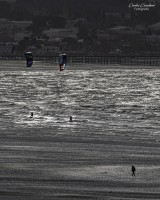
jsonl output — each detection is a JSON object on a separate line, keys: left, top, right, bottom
{"left": 30, "top": 112, "right": 33, "bottom": 118}
{"left": 69, "top": 116, "right": 73, "bottom": 122}
{"left": 132, "top": 165, "right": 136, "bottom": 176}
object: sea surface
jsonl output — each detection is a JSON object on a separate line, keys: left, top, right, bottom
{"left": 0, "top": 60, "right": 160, "bottom": 200}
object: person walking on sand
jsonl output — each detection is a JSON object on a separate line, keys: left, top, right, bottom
{"left": 132, "top": 165, "right": 136, "bottom": 176}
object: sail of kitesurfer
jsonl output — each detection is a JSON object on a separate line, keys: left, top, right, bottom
{"left": 24, "top": 52, "right": 33, "bottom": 67}
{"left": 59, "top": 53, "right": 67, "bottom": 71}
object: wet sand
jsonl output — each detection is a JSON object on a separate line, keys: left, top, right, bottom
{"left": 0, "top": 129, "right": 160, "bottom": 200}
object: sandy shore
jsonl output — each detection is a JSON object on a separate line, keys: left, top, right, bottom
{"left": 0, "top": 128, "right": 159, "bottom": 200}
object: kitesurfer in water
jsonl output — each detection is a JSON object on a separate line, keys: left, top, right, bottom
{"left": 69, "top": 116, "right": 73, "bottom": 122}
{"left": 29, "top": 112, "right": 33, "bottom": 118}
{"left": 131, "top": 165, "right": 136, "bottom": 176}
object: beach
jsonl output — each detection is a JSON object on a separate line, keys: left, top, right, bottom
{"left": 0, "top": 60, "right": 160, "bottom": 199}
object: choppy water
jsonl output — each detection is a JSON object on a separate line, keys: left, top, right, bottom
{"left": 1, "top": 60, "right": 160, "bottom": 144}
{"left": 0, "top": 60, "right": 160, "bottom": 199}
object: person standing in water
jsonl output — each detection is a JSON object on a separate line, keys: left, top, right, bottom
{"left": 69, "top": 116, "right": 73, "bottom": 122}
{"left": 131, "top": 165, "right": 136, "bottom": 176}
{"left": 29, "top": 112, "right": 33, "bottom": 118}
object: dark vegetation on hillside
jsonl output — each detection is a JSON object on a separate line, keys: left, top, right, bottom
{"left": 0, "top": 0, "right": 160, "bottom": 26}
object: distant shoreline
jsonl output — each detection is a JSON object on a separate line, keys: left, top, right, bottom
{"left": 0, "top": 55, "right": 160, "bottom": 66}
